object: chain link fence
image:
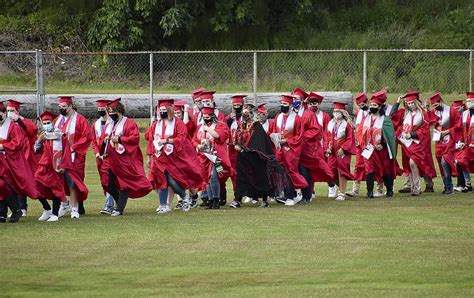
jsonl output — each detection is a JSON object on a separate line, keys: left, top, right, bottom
{"left": 0, "top": 49, "right": 472, "bottom": 119}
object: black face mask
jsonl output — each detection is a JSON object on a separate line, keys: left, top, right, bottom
{"left": 160, "top": 111, "right": 168, "bottom": 119}
{"left": 0, "top": 114, "right": 3, "bottom": 122}
{"left": 59, "top": 108, "right": 68, "bottom": 116}
{"left": 234, "top": 107, "right": 243, "bottom": 114}
{"left": 98, "top": 110, "right": 107, "bottom": 117}
{"left": 360, "top": 105, "right": 369, "bottom": 111}
{"left": 109, "top": 113, "right": 119, "bottom": 122}
{"left": 435, "top": 105, "right": 443, "bottom": 111}
{"left": 369, "top": 107, "right": 379, "bottom": 114}
{"left": 280, "top": 105, "right": 290, "bottom": 114}
{"left": 203, "top": 118, "right": 213, "bottom": 124}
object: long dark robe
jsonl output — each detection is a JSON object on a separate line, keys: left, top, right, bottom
{"left": 235, "top": 121, "right": 292, "bottom": 199}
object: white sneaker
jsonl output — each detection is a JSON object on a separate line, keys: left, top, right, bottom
{"left": 182, "top": 197, "right": 191, "bottom": 213}
{"left": 21, "top": 209, "right": 27, "bottom": 217}
{"left": 242, "top": 196, "right": 252, "bottom": 204}
{"left": 453, "top": 186, "right": 464, "bottom": 192}
{"left": 47, "top": 215, "right": 59, "bottom": 222}
{"left": 374, "top": 191, "right": 385, "bottom": 198}
{"left": 311, "top": 193, "right": 315, "bottom": 201}
{"left": 328, "top": 186, "right": 337, "bottom": 198}
{"left": 157, "top": 205, "right": 171, "bottom": 214}
{"left": 335, "top": 193, "right": 345, "bottom": 201}
{"left": 58, "top": 202, "right": 71, "bottom": 218}
{"left": 71, "top": 210, "right": 80, "bottom": 219}
{"left": 346, "top": 190, "right": 359, "bottom": 197}
{"left": 111, "top": 210, "right": 122, "bottom": 217}
{"left": 293, "top": 189, "right": 303, "bottom": 204}
{"left": 285, "top": 199, "right": 296, "bottom": 206}
{"left": 38, "top": 210, "right": 52, "bottom": 222}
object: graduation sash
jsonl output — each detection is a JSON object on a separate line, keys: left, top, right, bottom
{"left": 153, "top": 117, "right": 175, "bottom": 157}
{"left": 434, "top": 104, "right": 451, "bottom": 144}
{"left": 355, "top": 109, "right": 369, "bottom": 147}
{"left": 261, "top": 120, "right": 269, "bottom": 133}
{"left": 196, "top": 122, "right": 218, "bottom": 153}
{"left": 327, "top": 119, "right": 347, "bottom": 149}
{"left": 399, "top": 110, "right": 422, "bottom": 148}
{"left": 275, "top": 111, "right": 297, "bottom": 139}
{"left": 105, "top": 116, "right": 127, "bottom": 154}
{"left": 0, "top": 117, "right": 11, "bottom": 141}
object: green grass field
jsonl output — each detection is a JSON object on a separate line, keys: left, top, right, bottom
{"left": 1, "top": 122, "right": 473, "bottom": 297}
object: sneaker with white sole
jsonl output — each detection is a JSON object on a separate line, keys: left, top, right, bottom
{"left": 58, "top": 202, "right": 71, "bottom": 218}
{"left": 285, "top": 199, "right": 296, "bottom": 206}
{"left": 374, "top": 191, "right": 385, "bottom": 198}
{"left": 453, "top": 186, "right": 464, "bottom": 192}
{"left": 182, "top": 198, "right": 191, "bottom": 213}
{"left": 21, "top": 209, "right": 27, "bottom": 217}
{"left": 38, "top": 210, "right": 52, "bottom": 221}
{"left": 100, "top": 208, "right": 113, "bottom": 215}
{"left": 71, "top": 210, "right": 80, "bottom": 219}
{"left": 328, "top": 186, "right": 337, "bottom": 198}
{"left": 111, "top": 210, "right": 122, "bottom": 217}
{"left": 335, "top": 193, "right": 345, "bottom": 201}
{"left": 242, "top": 196, "right": 252, "bottom": 204}
{"left": 229, "top": 200, "right": 241, "bottom": 208}
{"left": 47, "top": 215, "right": 59, "bottom": 222}
{"left": 157, "top": 205, "right": 171, "bottom": 214}
{"left": 174, "top": 201, "right": 183, "bottom": 210}
{"left": 345, "top": 190, "right": 359, "bottom": 197}
{"left": 251, "top": 199, "right": 259, "bottom": 204}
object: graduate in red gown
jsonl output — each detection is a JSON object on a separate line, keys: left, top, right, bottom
{"left": 90, "top": 99, "right": 115, "bottom": 214}
{"left": 194, "top": 91, "right": 225, "bottom": 125}
{"left": 147, "top": 99, "right": 202, "bottom": 214}
{"left": 256, "top": 103, "right": 274, "bottom": 136}
{"left": 271, "top": 95, "right": 307, "bottom": 204}
{"left": 428, "top": 92, "right": 462, "bottom": 194}
{"left": 297, "top": 92, "right": 333, "bottom": 204}
{"left": 361, "top": 90, "right": 397, "bottom": 198}
{"left": 103, "top": 98, "right": 152, "bottom": 216}
{"left": 347, "top": 92, "right": 370, "bottom": 197}
{"left": 6, "top": 100, "right": 40, "bottom": 216}
{"left": 190, "top": 87, "right": 206, "bottom": 123}
{"left": 0, "top": 102, "right": 39, "bottom": 223}
{"left": 54, "top": 96, "right": 91, "bottom": 218}
{"left": 455, "top": 92, "right": 474, "bottom": 192}
{"left": 193, "top": 107, "right": 233, "bottom": 209}
{"left": 390, "top": 91, "right": 437, "bottom": 196}
{"left": 324, "top": 102, "right": 356, "bottom": 201}
{"left": 33, "top": 111, "right": 67, "bottom": 222}
{"left": 451, "top": 99, "right": 469, "bottom": 192}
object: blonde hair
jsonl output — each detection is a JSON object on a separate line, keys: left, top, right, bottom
{"left": 334, "top": 109, "right": 355, "bottom": 128}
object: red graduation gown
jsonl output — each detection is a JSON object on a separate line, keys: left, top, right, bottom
{"left": 0, "top": 120, "right": 39, "bottom": 200}
{"left": 17, "top": 118, "right": 40, "bottom": 175}
{"left": 457, "top": 110, "right": 474, "bottom": 173}
{"left": 90, "top": 118, "right": 111, "bottom": 191}
{"left": 353, "top": 109, "right": 369, "bottom": 181}
{"left": 147, "top": 118, "right": 202, "bottom": 190}
{"left": 104, "top": 118, "right": 152, "bottom": 198}
{"left": 326, "top": 120, "right": 356, "bottom": 180}
{"left": 55, "top": 113, "right": 91, "bottom": 202}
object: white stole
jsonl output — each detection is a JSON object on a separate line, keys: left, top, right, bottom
{"left": 0, "top": 117, "right": 11, "bottom": 140}
{"left": 434, "top": 104, "right": 451, "bottom": 144}
{"left": 105, "top": 116, "right": 127, "bottom": 154}
{"left": 153, "top": 118, "right": 175, "bottom": 157}
{"left": 399, "top": 110, "right": 422, "bottom": 148}
{"left": 275, "top": 111, "right": 297, "bottom": 134}
{"left": 261, "top": 120, "right": 269, "bottom": 133}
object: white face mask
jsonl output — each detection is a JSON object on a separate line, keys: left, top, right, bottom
{"left": 407, "top": 103, "right": 417, "bottom": 111}
{"left": 333, "top": 112, "right": 343, "bottom": 120}
{"left": 467, "top": 101, "right": 474, "bottom": 110}
{"left": 43, "top": 123, "right": 54, "bottom": 132}
{"left": 7, "top": 111, "right": 15, "bottom": 119}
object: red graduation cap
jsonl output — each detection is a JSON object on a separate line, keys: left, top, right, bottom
{"left": 281, "top": 95, "right": 295, "bottom": 104}
{"left": 158, "top": 98, "right": 174, "bottom": 107}
{"left": 95, "top": 99, "right": 110, "bottom": 108}
{"left": 173, "top": 101, "right": 187, "bottom": 111}
{"left": 256, "top": 103, "right": 268, "bottom": 114}
{"left": 292, "top": 88, "right": 308, "bottom": 100}
{"left": 202, "top": 107, "right": 215, "bottom": 115}
{"left": 307, "top": 92, "right": 324, "bottom": 104}
{"left": 452, "top": 100, "right": 465, "bottom": 108}
{"left": 58, "top": 96, "right": 73, "bottom": 104}
{"left": 231, "top": 95, "right": 246, "bottom": 104}
{"left": 39, "top": 111, "right": 57, "bottom": 121}
{"left": 0, "top": 101, "right": 5, "bottom": 110}
{"left": 333, "top": 102, "right": 347, "bottom": 110}
{"left": 466, "top": 91, "right": 474, "bottom": 99}
{"left": 107, "top": 98, "right": 121, "bottom": 108}
{"left": 404, "top": 90, "right": 419, "bottom": 103}
{"left": 372, "top": 89, "right": 387, "bottom": 100}
{"left": 201, "top": 91, "right": 216, "bottom": 100}
{"left": 353, "top": 92, "right": 368, "bottom": 105}
{"left": 192, "top": 88, "right": 206, "bottom": 99}
{"left": 429, "top": 93, "right": 442, "bottom": 104}
{"left": 7, "top": 100, "right": 23, "bottom": 110}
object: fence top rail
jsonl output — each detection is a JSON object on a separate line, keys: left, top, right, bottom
{"left": 27, "top": 48, "right": 473, "bottom": 55}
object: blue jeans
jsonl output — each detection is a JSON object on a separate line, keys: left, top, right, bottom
{"left": 440, "top": 157, "right": 453, "bottom": 189}
{"left": 206, "top": 166, "right": 220, "bottom": 199}
{"left": 103, "top": 192, "right": 114, "bottom": 210}
{"left": 159, "top": 173, "right": 187, "bottom": 205}
{"left": 463, "top": 171, "right": 471, "bottom": 186}
{"left": 298, "top": 164, "right": 312, "bottom": 202}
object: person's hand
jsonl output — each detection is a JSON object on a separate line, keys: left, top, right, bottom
{"left": 111, "top": 135, "right": 120, "bottom": 143}
{"left": 279, "top": 138, "right": 287, "bottom": 145}
{"left": 0, "top": 144, "right": 3, "bottom": 151}
{"left": 458, "top": 142, "right": 465, "bottom": 150}
{"left": 234, "top": 145, "right": 242, "bottom": 152}
{"left": 59, "top": 168, "right": 65, "bottom": 173}
{"left": 203, "top": 126, "right": 210, "bottom": 132}
{"left": 469, "top": 143, "right": 474, "bottom": 148}
{"left": 440, "top": 130, "right": 450, "bottom": 137}
{"left": 375, "top": 144, "right": 383, "bottom": 151}
{"left": 184, "top": 104, "right": 190, "bottom": 112}
{"left": 95, "top": 153, "right": 100, "bottom": 159}
{"left": 38, "top": 132, "right": 46, "bottom": 142}
{"left": 337, "top": 148, "right": 344, "bottom": 157}
{"left": 146, "top": 156, "right": 152, "bottom": 168}
{"left": 197, "top": 144, "right": 204, "bottom": 151}
{"left": 158, "top": 138, "right": 167, "bottom": 145}
{"left": 397, "top": 95, "right": 404, "bottom": 104}
{"left": 403, "top": 133, "right": 411, "bottom": 139}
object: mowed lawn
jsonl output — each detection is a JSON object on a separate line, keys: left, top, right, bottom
{"left": 1, "top": 121, "right": 473, "bottom": 297}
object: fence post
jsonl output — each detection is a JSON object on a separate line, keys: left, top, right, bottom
{"left": 35, "top": 49, "right": 45, "bottom": 118}
{"left": 363, "top": 50, "right": 367, "bottom": 93}
{"left": 253, "top": 51, "right": 257, "bottom": 105}
{"left": 149, "top": 52, "right": 154, "bottom": 123}
{"left": 470, "top": 49, "right": 472, "bottom": 91}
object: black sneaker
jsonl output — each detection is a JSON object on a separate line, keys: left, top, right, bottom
{"left": 78, "top": 202, "right": 85, "bottom": 215}
{"left": 0, "top": 217, "right": 6, "bottom": 223}
{"left": 261, "top": 201, "right": 269, "bottom": 208}
{"left": 190, "top": 194, "right": 199, "bottom": 208}
{"left": 229, "top": 201, "right": 241, "bottom": 208}
{"left": 398, "top": 187, "right": 411, "bottom": 193}
{"left": 175, "top": 201, "right": 183, "bottom": 210}
{"left": 199, "top": 198, "right": 209, "bottom": 207}
{"left": 100, "top": 208, "right": 113, "bottom": 215}
{"left": 424, "top": 186, "right": 435, "bottom": 193}
{"left": 9, "top": 210, "right": 22, "bottom": 223}
{"left": 443, "top": 188, "right": 454, "bottom": 195}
